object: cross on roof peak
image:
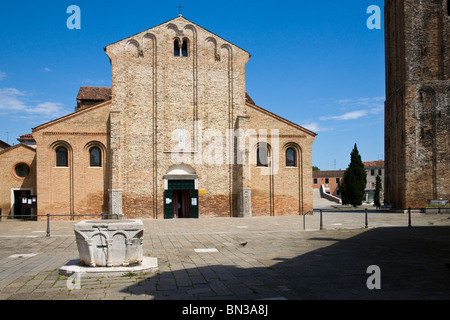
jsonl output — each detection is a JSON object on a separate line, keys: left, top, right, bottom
{"left": 177, "top": 1, "right": 183, "bottom": 16}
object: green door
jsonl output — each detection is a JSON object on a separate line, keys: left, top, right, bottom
{"left": 189, "top": 189, "right": 199, "bottom": 219}
{"left": 164, "top": 190, "right": 173, "bottom": 219}
{"left": 164, "top": 180, "right": 198, "bottom": 219}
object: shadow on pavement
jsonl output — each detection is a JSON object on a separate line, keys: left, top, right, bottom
{"left": 122, "top": 226, "right": 450, "bottom": 300}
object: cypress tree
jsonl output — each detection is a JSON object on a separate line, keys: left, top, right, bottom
{"left": 374, "top": 175, "right": 382, "bottom": 208}
{"left": 339, "top": 144, "right": 367, "bottom": 207}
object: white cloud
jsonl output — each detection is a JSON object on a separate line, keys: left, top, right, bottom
{"left": 320, "top": 110, "right": 369, "bottom": 121}
{"left": 0, "top": 72, "right": 6, "bottom": 81}
{"left": 319, "top": 97, "right": 384, "bottom": 121}
{"left": 44, "top": 68, "right": 52, "bottom": 72}
{"left": 0, "top": 87, "right": 67, "bottom": 118}
{"left": 0, "top": 88, "right": 27, "bottom": 111}
{"left": 301, "top": 122, "right": 333, "bottom": 132}
{"left": 27, "top": 102, "right": 65, "bottom": 116}
{"left": 339, "top": 97, "right": 384, "bottom": 110}
{"left": 337, "top": 98, "right": 352, "bottom": 104}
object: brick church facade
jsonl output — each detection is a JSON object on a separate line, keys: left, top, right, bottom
{"left": 384, "top": 0, "right": 450, "bottom": 208}
{"left": 0, "top": 16, "right": 316, "bottom": 219}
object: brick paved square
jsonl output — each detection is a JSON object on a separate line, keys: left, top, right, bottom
{"left": 0, "top": 214, "right": 449, "bottom": 300}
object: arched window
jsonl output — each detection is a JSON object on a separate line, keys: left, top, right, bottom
{"left": 286, "top": 147, "right": 296, "bottom": 167}
{"left": 174, "top": 38, "right": 188, "bottom": 57}
{"left": 174, "top": 39, "right": 180, "bottom": 56}
{"left": 89, "top": 147, "right": 102, "bottom": 167}
{"left": 257, "top": 146, "right": 268, "bottom": 167}
{"left": 56, "top": 147, "right": 68, "bottom": 167}
{"left": 181, "top": 39, "right": 188, "bottom": 57}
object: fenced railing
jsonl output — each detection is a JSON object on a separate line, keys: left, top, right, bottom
{"left": 306, "top": 207, "right": 417, "bottom": 231}
{"left": 0, "top": 208, "right": 447, "bottom": 237}
{"left": 0, "top": 213, "right": 118, "bottom": 237}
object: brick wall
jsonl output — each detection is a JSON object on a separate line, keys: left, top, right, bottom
{"left": 312, "top": 171, "right": 345, "bottom": 198}
{"left": 32, "top": 102, "right": 111, "bottom": 219}
{"left": 0, "top": 145, "right": 37, "bottom": 217}
{"left": 7, "top": 16, "right": 316, "bottom": 220}
{"left": 385, "top": 0, "right": 450, "bottom": 208}
{"left": 104, "top": 16, "right": 316, "bottom": 217}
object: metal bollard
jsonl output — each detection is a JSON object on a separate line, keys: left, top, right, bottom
{"left": 303, "top": 213, "right": 306, "bottom": 231}
{"left": 46, "top": 214, "right": 50, "bottom": 237}
{"left": 365, "top": 208, "right": 368, "bottom": 229}
{"left": 320, "top": 210, "right": 323, "bottom": 230}
{"left": 408, "top": 207, "right": 411, "bottom": 227}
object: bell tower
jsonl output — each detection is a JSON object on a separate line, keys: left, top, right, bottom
{"left": 384, "top": 0, "right": 450, "bottom": 209}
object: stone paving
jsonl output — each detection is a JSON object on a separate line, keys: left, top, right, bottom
{"left": 0, "top": 210, "right": 450, "bottom": 300}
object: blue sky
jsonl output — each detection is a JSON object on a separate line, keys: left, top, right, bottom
{"left": 0, "top": 0, "right": 385, "bottom": 171}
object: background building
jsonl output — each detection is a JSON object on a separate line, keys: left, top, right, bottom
{"left": 363, "top": 160, "right": 384, "bottom": 203}
{"left": 313, "top": 170, "right": 344, "bottom": 198}
{"left": 313, "top": 160, "right": 385, "bottom": 204}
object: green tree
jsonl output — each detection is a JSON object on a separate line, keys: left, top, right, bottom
{"left": 312, "top": 166, "right": 320, "bottom": 171}
{"left": 374, "top": 175, "right": 382, "bottom": 208}
{"left": 339, "top": 144, "right": 367, "bottom": 207}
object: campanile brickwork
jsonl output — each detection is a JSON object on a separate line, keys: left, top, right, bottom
{"left": 384, "top": 0, "right": 450, "bottom": 208}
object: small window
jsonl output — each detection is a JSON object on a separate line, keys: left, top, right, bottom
{"left": 56, "top": 147, "right": 68, "bottom": 167}
{"left": 90, "top": 147, "right": 102, "bottom": 167}
{"left": 257, "top": 147, "right": 268, "bottom": 167}
{"left": 325, "top": 178, "right": 329, "bottom": 184}
{"left": 378, "top": 169, "right": 382, "bottom": 175}
{"left": 314, "top": 178, "right": 318, "bottom": 184}
{"left": 14, "top": 163, "right": 30, "bottom": 178}
{"left": 174, "top": 39, "right": 180, "bottom": 56}
{"left": 371, "top": 169, "right": 375, "bottom": 176}
{"left": 174, "top": 38, "right": 188, "bottom": 57}
{"left": 336, "top": 178, "right": 340, "bottom": 184}
{"left": 181, "top": 39, "right": 188, "bottom": 57}
{"left": 285, "top": 148, "right": 296, "bottom": 167}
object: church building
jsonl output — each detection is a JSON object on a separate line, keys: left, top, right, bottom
{"left": 0, "top": 16, "right": 316, "bottom": 219}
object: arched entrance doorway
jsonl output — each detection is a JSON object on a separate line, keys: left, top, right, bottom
{"left": 163, "top": 164, "right": 199, "bottom": 219}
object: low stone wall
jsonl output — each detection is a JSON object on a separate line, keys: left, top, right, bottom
{"left": 425, "top": 207, "right": 450, "bottom": 214}
{"left": 320, "top": 185, "right": 341, "bottom": 204}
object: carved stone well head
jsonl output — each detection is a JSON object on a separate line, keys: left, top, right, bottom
{"left": 74, "top": 220, "right": 144, "bottom": 267}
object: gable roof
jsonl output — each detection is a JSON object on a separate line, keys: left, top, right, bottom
{"left": 0, "top": 140, "right": 10, "bottom": 150}
{"left": 245, "top": 94, "right": 317, "bottom": 137}
{"left": 18, "top": 133, "right": 34, "bottom": 141}
{"left": 245, "top": 93, "right": 255, "bottom": 105}
{"left": 0, "top": 143, "right": 36, "bottom": 156}
{"left": 77, "top": 87, "right": 112, "bottom": 101}
{"left": 104, "top": 15, "right": 250, "bottom": 55}
{"left": 32, "top": 99, "right": 111, "bottom": 133}
{"left": 363, "top": 160, "right": 385, "bottom": 168}
{"left": 313, "top": 170, "right": 345, "bottom": 178}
